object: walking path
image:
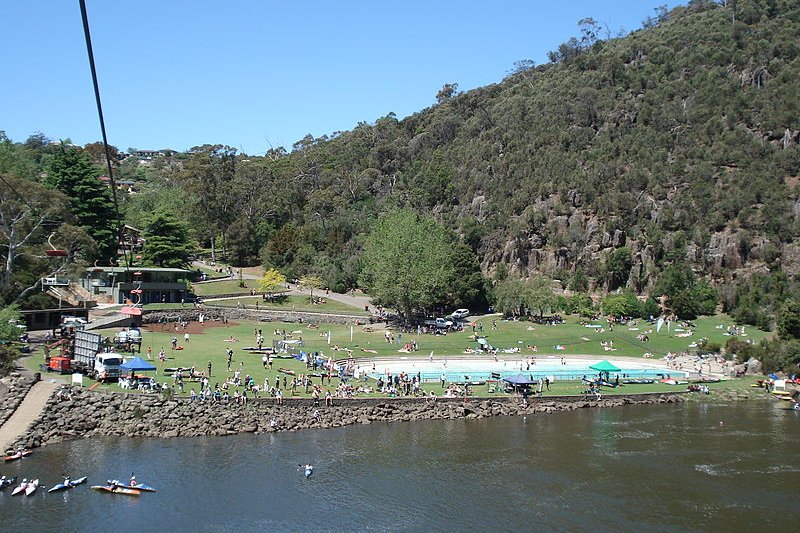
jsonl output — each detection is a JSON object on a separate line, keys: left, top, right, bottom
{"left": 0, "top": 380, "right": 58, "bottom": 452}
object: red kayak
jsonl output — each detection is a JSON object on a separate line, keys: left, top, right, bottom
{"left": 3, "top": 450, "right": 32, "bottom": 462}
{"left": 91, "top": 485, "right": 141, "bottom": 496}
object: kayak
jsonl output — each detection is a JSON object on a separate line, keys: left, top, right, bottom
{"left": 106, "top": 480, "right": 157, "bottom": 492}
{"left": 91, "top": 485, "right": 141, "bottom": 496}
{"left": 48, "top": 476, "right": 88, "bottom": 493}
{"left": 25, "top": 479, "right": 39, "bottom": 496}
{"left": 0, "top": 476, "right": 18, "bottom": 490}
{"left": 622, "top": 379, "right": 654, "bottom": 384}
{"left": 3, "top": 449, "right": 32, "bottom": 462}
{"left": 11, "top": 480, "right": 28, "bottom": 496}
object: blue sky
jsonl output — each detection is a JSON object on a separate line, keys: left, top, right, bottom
{"left": 2, "top": 1, "right": 680, "bottom": 155}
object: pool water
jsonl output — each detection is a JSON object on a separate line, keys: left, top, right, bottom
{"left": 359, "top": 357, "right": 686, "bottom": 383}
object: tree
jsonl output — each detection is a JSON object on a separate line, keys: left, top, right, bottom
{"left": 653, "top": 264, "right": 717, "bottom": 319}
{"left": 602, "top": 291, "right": 641, "bottom": 318}
{"left": 508, "top": 59, "right": 536, "bottom": 76}
{"left": 0, "top": 304, "right": 23, "bottom": 375}
{"left": 605, "top": 247, "right": 632, "bottom": 290}
{"left": 778, "top": 300, "right": 800, "bottom": 340}
{"left": 446, "top": 243, "right": 488, "bottom": 310}
{"left": 299, "top": 275, "right": 323, "bottom": 300}
{"left": 258, "top": 268, "right": 287, "bottom": 298}
{"left": 494, "top": 278, "right": 526, "bottom": 317}
{"left": 360, "top": 210, "right": 455, "bottom": 318}
{"left": 0, "top": 174, "right": 78, "bottom": 302}
{"left": 179, "top": 145, "right": 238, "bottom": 261}
{"left": 45, "top": 147, "right": 117, "bottom": 261}
{"left": 142, "top": 211, "right": 196, "bottom": 267}
{"left": 436, "top": 83, "right": 459, "bottom": 104}
{"left": 525, "top": 275, "right": 556, "bottom": 317}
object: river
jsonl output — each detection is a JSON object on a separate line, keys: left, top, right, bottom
{"left": 1, "top": 401, "right": 798, "bottom": 532}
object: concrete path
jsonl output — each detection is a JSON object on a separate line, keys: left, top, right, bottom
{"left": 0, "top": 380, "right": 58, "bottom": 452}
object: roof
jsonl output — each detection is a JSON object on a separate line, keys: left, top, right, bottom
{"left": 503, "top": 374, "right": 535, "bottom": 385}
{"left": 85, "top": 266, "right": 190, "bottom": 274}
{"left": 589, "top": 360, "right": 621, "bottom": 373}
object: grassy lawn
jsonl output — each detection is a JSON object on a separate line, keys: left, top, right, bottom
{"left": 207, "top": 295, "right": 369, "bottom": 316}
{"left": 27, "top": 314, "right": 772, "bottom": 399}
{"left": 193, "top": 279, "right": 255, "bottom": 296}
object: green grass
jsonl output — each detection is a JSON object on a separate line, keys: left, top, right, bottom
{"left": 207, "top": 295, "right": 368, "bottom": 315}
{"left": 193, "top": 279, "right": 255, "bottom": 296}
{"left": 26, "top": 313, "right": 771, "bottom": 399}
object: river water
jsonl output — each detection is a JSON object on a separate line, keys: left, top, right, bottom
{"left": 1, "top": 401, "right": 798, "bottom": 532}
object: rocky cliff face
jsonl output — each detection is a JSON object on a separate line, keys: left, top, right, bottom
{"left": 483, "top": 194, "right": 783, "bottom": 290}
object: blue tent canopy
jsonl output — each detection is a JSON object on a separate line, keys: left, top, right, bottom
{"left": 120, "top": 356, "right": 156, "bottom": 372}
{"left": 503, "top": 374, "right": 535, "bottom": 385}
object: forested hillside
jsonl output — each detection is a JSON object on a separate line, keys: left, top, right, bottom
{"left": 260, "top": 0, "right": 799, "bottom": 293}
{"left": 2, "top": 0, "right": 799, "bottom": 328}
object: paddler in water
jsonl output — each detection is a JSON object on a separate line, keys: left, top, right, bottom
{"left": 129, "top": 473, "right": 137, "bottom": 487}
{"left": 299, "top": 464, "right": 313, "bottom": 478}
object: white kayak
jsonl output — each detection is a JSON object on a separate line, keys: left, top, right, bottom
{"left": 11, "top": 479, "right": 28, "bottom": 496}
{"left": 25, "top": 479, "right": 39, "bottom": 496}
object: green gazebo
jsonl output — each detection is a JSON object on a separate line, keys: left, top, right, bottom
{"left": 589, "top": 360, "right": 621, "bottom": 381}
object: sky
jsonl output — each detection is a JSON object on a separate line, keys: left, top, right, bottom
{"left": 2, "top": 1, "right": 681, "bottom": 155}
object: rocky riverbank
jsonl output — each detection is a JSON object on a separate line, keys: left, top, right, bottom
{"left": 14, "top": 389, "right": 685, "bottom": 449}
{"left": 0, "top": 373, "right": 35, "bottom": 428}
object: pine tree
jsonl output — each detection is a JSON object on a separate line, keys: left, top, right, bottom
{"left": 45, "top": 147, "right": 117, "bottom": 261}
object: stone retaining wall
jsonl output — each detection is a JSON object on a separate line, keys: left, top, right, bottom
{"left": 0, "top": 373, "right": 36, "bottom": 428}
{"left": 144, "top": 308, "right": 372, "bottom": 326}
{"left": 14, "top": 389, "right": 685, "bottom": 449}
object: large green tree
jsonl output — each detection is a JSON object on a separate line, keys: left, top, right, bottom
{"left": 360, "top": 210, "right": 454, "bottom": 318}
{"left": 653, "top": 264, "right": 717, "bottom": 319}
{"left": 0, "top": 304, "right": 23, "bottom": 375}
{"left": 179, "top": 145, "right": 238, "bottom": 261}
{"left": 45, "top": 147, "right": 117, "bottom": 261}
{"left": 142, "top": 211, "right": 196, "bottom": 267}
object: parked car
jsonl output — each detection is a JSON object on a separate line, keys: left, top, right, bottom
{"left": 424, "top": 317, "right": 454, "bottom": 329}
{"left": 451, "top": 308, "right": 470, "bottom": 320}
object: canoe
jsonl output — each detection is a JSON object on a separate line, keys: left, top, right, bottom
{"left": 0, "top": 476, "right": 17, "bottom": 490}
{"left": 11, "top": 481, "right": 28, "bottom": 496}
{"left": 163, "top": 367, "right": 193, "bottom": 374}
{"left": 48, "top": 476, "right": 88, "bottom": 493}
{"left": 91, "top": 485, "right": 141, "bottom": 496}
{"left": 106, "top": 480, "right": 157, "bottom": 492}
{"left": 25, "top": 479, "right": 39, "bottom": 496}
{"left": 3, "top": 449, "right": 32, "bottom": 462}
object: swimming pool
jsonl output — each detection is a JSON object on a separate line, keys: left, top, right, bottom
{"left": 357, "top": 356, "right": 686, "bottom": 383}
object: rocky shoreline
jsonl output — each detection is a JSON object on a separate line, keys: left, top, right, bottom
{"left": 13, "top": 389, "right": 686, "bottom": 450}
{"left": 0, "top": 373, "right": 35, "bottom": 428}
